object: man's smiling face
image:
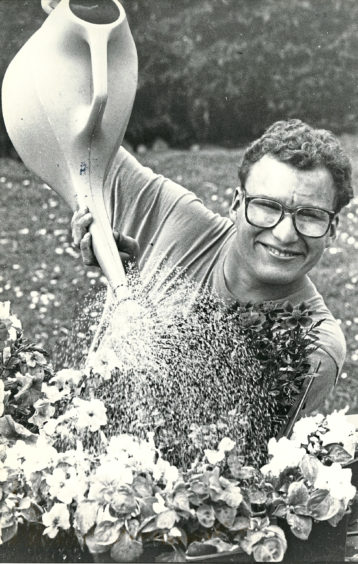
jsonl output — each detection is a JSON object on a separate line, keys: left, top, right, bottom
{"left": 227, "top": 154, "right": 337, "bottom": 297}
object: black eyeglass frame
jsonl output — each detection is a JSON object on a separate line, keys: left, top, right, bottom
{"left": 244, "top": 195, "right": 337, "bottom": 239}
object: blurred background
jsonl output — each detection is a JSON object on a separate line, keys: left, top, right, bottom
{"left": 0, "top": 0, "right": 357, "bottom": 154}
{"left": 0, "top": 0, "right": 357, "bottom": 413}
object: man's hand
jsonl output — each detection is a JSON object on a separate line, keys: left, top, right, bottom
{"left": 71, "top": 207, "right": 140, "bottom": 271}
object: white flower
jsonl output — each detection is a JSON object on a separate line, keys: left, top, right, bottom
{"left": 47, "top": 466, "right": 86, "bottom": 504}
{"left": 107, "top": 434, "right": 156, "bottom": 472}
{"left": 218, "top": 437, "right": 236, "bottom": 453}
{"left": 153, "top": 458, "right": 179, "bottom": 486}
{"left": 50, "top": 369, "right": 83, "bottom": 391}
{"left": 88, "top": 461, "right": 133, "bottom": 504}
{"left": 323, "top": 409, "right": 358, "bottom": 457}
{"left": 42, "top": 383, "right": 68, "bottom": 403}
{"left": 291, "top": 414, "right": 325, "bottom": 445}
{"left": 5, "top": 436, "right": 57, "bottom": 478}
{"left": 205, "top": 449, "right": 225, "bottom": 465}
{"left": 313, "top": 461, "right": 356, "bottom": 506}
{"left": 71, "top": 398, "right": 107, "bottom": 432}
{"left": 261, "top": 437, "right": 306, "bottom": 477}
{"left": 42, "top": 503, "right": 70, "bottom": 538}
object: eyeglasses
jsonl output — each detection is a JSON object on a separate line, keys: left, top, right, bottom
{"left": 244, "top": 195, "right": 336, "bottom": 238}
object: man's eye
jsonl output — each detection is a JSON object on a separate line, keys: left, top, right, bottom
{"left": 254, "top": 200, "right": 280, "bottom": 211}
{"left": 299, "top": 209, "right": 327, "bottom": 221}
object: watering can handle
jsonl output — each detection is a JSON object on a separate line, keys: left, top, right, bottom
{"left": 79, "top": 27, "right": 129, "bottom": 293}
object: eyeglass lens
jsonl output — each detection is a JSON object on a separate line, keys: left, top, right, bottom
{"left": 246, "top": 198, "right": 331, "bottom": 237}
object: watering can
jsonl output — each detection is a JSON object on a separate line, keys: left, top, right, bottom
{"left": 2, "top": 0, "right": 138, "bottom": 296}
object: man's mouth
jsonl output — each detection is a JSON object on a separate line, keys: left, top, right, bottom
{"left": 259, "top": 243, "right": 303, "bottom": 259}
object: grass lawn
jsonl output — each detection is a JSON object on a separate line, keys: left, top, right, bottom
{"left": 0, "top": 134, "right": 357, "bottom": 414}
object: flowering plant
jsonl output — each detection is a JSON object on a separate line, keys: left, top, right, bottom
{"left": 0, "top": 301, "right": 356, "bottom": 563}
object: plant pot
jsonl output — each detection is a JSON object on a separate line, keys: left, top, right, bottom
{"left": 185, "top": 547, "right": 251, "bottom": 562}
{"left": 279, "top": 511, "right": 350, "bottom": 562}
{"left": 0, "top": 522, "right": 93, "bottom": 563}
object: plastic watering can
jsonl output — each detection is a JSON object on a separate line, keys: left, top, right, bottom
{"left": 2, "top": 0, "right": 138, "bottom": 296}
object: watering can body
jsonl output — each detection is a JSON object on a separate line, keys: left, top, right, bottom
{"left": 2, "top": 0, "right": 138, "bottom": 293}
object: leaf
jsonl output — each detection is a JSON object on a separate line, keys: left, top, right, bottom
{"left": 307, "top": 490, "right": 341, "bottom": 521}
{"left": 172, "top": 490, "right": 191, "bottom": 513}
{"left": 110, "top": 531, "right": 143, "bottom": 563}
{"left": 287, "top": 481, "right": 309, "bottom": 507}
{"left": 324, "top": 443, "right": 353, "bottom": 464}
{"left": 132, "top": 475, "right": 153, "bottom": 498}
{"left": 186, "top": 542, "right": 217, "bottom": 557}
{"left": 92, "top": 520, "right": 123, "bottom": 546}
{"left": 0, "top": 415, "right": 37, "bottom": 443}
{"left": 299, "top": 454, "right": 321, "bottom": 483}
{"left": 287, "top": 512, "right": 312, "bottom": 540}
{"left": 328, "top": 500, "right": 346, "bottom": 527}
{"left": 75, "top": 500, "right": 99, "bottom": 535}
{"left": 272, "top": 503, "right": 287, "bottom": 519}
{"left": 111, "top": 487, "right": 137, "bottom": 515}
{"left": 215, "top": 505, "right": 236, "bottom": 527}
{"left": 156, "top": 509, "right": 177, "bottom": 530}
{"left": 20, "top": 502, "right": 43, "bottom": 524}
{"left": 14, "top": 373, "right": 43, "bottom": 407}
{"left": 1, "top": 522, "right": 18, "bottom": 543}
{"left": 228, "top": 515, "right": 249, "bottom": 532}
{"left": 196, "top": 504, "right": 215, "bottom": 528}
{"left": 138, "top": 515, "right": 157, "bottom": 534}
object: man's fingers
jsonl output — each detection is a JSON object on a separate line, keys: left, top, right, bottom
{"left": 113, "top": 231, "right": 140, "bottom": 259}
{"left": 80, "top": 232, "right": 98, "bottom": 266}
{"left": 71, "top": 208, "right": 93, "bottom": 248}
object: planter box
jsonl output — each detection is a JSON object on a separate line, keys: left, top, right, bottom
{"left": 279, "top": 512, "right": 350, "bottom": 563}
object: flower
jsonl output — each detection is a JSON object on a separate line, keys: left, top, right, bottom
{"left": 313, "top": 461, "right": 356, "bottom": 506}
{"left": 47, "top": 466, "right": 86, "bottom": 504}
{"left": 260, "top": 437, "right": 306, "bottom": 477}
{"left": 42, "top": 503, "right": 70, "bottom": 538}
{"left": 291, "top": 414, "right": 325, "bottom": 445}
{"left": 88, "top": 461, "right": 133, "bottom": 505}
{"left": 50, "top": 369, "right": 83, "bottom": 391}
{"left": 71, "top": 398, "right": 107, "bottom": 432}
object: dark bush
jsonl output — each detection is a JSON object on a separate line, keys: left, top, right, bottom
{"left": 0, "top": 0, "right": 357, "bottom": 153}
{"left": 122, "top": 0, "right": 358, "bottom": 147}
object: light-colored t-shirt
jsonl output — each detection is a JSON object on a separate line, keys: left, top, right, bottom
{"left": 104, "top": 147, "right": 346, "bottom": 414}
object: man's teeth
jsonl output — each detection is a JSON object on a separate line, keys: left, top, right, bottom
{"left": 267, "top": 246, "right": 297, "bottom": 257}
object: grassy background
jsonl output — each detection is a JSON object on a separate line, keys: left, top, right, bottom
{"left": 0, "top": 135, "right": 357, "bottom": 413}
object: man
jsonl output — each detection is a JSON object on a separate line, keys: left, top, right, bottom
{"left": 72, "top": 119, "right": 353, "bottom": 415}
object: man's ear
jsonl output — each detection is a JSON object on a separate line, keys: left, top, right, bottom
{"left": 41, "top": 0, "right": 60, "bottom": 14}
{"left": 229, "top": 186, "right": 244, "bottom": 222}
{"left": 325, "top": 215, "right": 339, "bottom": 248}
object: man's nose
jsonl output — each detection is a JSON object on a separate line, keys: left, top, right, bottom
{"left": 271, "top": 214, "right": 299, "bottom": 243}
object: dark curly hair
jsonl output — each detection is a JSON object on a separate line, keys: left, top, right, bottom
{"left": 238, "top": 119, "right": 353, "bottom": 212}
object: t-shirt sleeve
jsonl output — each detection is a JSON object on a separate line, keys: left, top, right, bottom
{"left": 103, "top": 147, "right": 232, "bottom": 280}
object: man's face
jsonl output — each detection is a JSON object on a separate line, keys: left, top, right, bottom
{"left": 228, "top": 154, "right": 337, "bottom": 293}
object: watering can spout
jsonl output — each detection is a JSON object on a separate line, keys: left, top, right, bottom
{"left": 2, "top": 0, "right": 138, "bottom": 293}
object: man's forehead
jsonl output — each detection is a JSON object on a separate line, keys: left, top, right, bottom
{"left": 245, "top": 155, "right": 336, "bottom": 208}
